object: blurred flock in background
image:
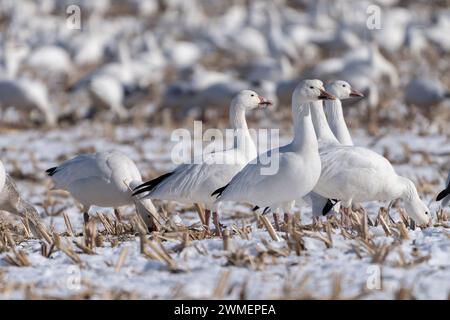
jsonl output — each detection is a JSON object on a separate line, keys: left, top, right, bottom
{"left": 0, "top": 0, "right": 449, "bottom": 299}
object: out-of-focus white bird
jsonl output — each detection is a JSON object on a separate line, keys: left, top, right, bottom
{"left": 26, "top": 45, "right": 73, "bottom": 76}
{"left": 88, "top": 74, "right": 128, "bottom": 120}
{"left": 0, "top": 78, "right": 57, "bottom": 126}
{"left": 46, "top": 151, "right": 161, "bottom": 231}
{"left": 405, "top": 77, "right": 450, "bottom": 108}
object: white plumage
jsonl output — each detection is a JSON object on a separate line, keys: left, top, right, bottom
{"left": 47, "top": 151, "right": 160, "bottom": 230}
{"left": 308, "top": 82, "right": 431, "bottom": 226}
{"left": 133, "top": 90, "right": 272, "bottom": 232}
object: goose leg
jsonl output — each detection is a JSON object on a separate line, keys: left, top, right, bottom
{"left": 284, "top": 213, "right": 290, "bottom": 225}
{"left": 204, "top": 209, "right": 211, "bottom": 231}
{"left": 83, "top": 212, "right": 90, "bottom": 224}
{"left": 213, "top": 212, "right": 222, "bottom": 237}
{"left": 114, "top": 208, "right": 122, "bottom": 222}
{"left": 273, "top": 212, "right": 281, "bottom": 231}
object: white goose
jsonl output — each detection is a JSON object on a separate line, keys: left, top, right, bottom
{"left": 213, "top": 80, "right": 335, "bottom": 228}
{"left": 306, "top": 80, "right": 363, "bottom": 218}
{"left": 310, "top": 83, "right": 431, "bottom": 226}
{"left": 46, "top": 151, "right": 160, "bottom": 230}
{"left": 133, "top": 90, "right": 272, "bottom": 234}
{"left": 436, "top": 172, "right": 450, "bottom": 207}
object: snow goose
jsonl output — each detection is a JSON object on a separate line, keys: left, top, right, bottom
{"left": 212, "top": 80, "right": 335, "bottom": 229}
{"left": 324, "top": 80, "right": 364, "bottom": 146}
{"left": 310, "top": 84, "right": 431, "bottom": 225}
{"left": 436, "top": 172, "right": 450, "bottom": 207}
{"left": 46, "top": 151, "right": 160, "bottom": 231}
{"left": 306, "top": 80, "right": 364, "bottom": 218}
{"left": 133, "top": 90, "right": 272, "bottom": 235}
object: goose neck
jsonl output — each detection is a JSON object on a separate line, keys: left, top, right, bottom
{"left": 291, "top": 103, "right": 318, "bottom": 154}
{"left": 229, "top": 104, "right": 256, "bottom": 160}
{"left": 324, "top": 99, "right": 353, "bottom": 146}
{"left": 310, "top": 100, "right": 338, "bottom": 145}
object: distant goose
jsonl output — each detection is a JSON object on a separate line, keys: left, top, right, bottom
{"left": 46, "top": 151, "right": 160, "bottom": 230}
{"left": 0, "top": 78, "right": 56, "bottom": 126}
{"left": 213, "top": 80, "right": 335, "bottom": 229}
{"left": 133, "top": 90, "right": 272, "bottom": 234}
{"left": 436, "top": 172, "right": 450, "bottom": 207}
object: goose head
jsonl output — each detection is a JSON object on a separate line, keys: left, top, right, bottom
{"left": 402, "top": 178, "right": 431, "bottom": 227}
{"left": 325, "top": 80, "right": 364, "bottom": 100}
{"left": 232, "top": 90, "right": 272, "bottom": 111}
{"left": 293, "top": 79, "right": 336, "bottom": 105}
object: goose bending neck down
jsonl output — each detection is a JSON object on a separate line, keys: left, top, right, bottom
{"left": 212, "top": 80, "right": 336, "bottom": 232}
{"left": 46, "top": 151, "right": 161, "bottom": 231}
{"left": 132, "top": 90, "right": 272, "bottom": 236}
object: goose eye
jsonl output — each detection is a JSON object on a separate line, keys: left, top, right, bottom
{"left": 342, "top": 84, "right": 346, "bottom": 87}
{"left": 310, "top": 86, "right": 314, "bottom": 89}
{"left": 250, "top": 94, "right": 255, "bottom": 97}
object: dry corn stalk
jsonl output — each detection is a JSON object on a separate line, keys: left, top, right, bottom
{"left": 259, "top": 215, "right": 281, "bottom": 241}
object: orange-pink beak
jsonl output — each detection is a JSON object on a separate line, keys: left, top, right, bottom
{"left": 258, "top": 96, "right": 273, "bottom": 108}
{"left": 349, "top": 88, "right": 364, "bottom": 97}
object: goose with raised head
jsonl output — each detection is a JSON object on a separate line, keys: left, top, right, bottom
{"left": 46, "top": 151, "right": 160, "bottom": 231}
{"left": 212, "top": 80, "right": 335, "bottom": 230}
{"left": 133, "top": 90, "right": 272, "bottom": 235}
{"left": 306, "top": 80, "right": 363, "bottom": 218}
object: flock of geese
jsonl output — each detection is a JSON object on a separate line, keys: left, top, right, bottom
{"left": 1, "top": 78, "right": 445, "bottom": 238}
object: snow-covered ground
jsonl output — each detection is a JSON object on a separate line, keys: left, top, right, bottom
{"left": 0, "top": 121, "right": 449, "bottom": 300}
{"left": 1, "top": 0, "right": 450, "bottom": 300}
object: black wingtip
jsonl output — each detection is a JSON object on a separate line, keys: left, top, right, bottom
{"left": 322, "top": 199, "right": 338, "bottom": 216}
{"left": 46, "top": 167, "right": 58, "bottom": 176}
{"left": 252, "top": 206, "right": 260, "bottom": 211}
{"left": 132, "top": 171, "right": 175, "bottom": 196}
{"left": 211, "top": 183, "right": 229, "bottom": 198}
{"left": 436, "top": 188, "right": 450, "bottom": 201}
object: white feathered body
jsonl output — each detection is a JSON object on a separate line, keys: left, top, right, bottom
{"left": 50, "top": 151, "right": 144, "bottom": 208}
{"left": 148, "top": 148, "right": 252, "bottom": 207}
{"left": 314, "top": 146, "right": 402, "bottom": 205}
{"left": 218, "top": 145, "right": 321, "bottom": 208}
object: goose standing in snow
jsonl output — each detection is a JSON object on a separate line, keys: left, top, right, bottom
{"left": 212, "top": 80, "right": 335, "bottom": 229}
{"left": 46, "top": 151, "right": 160, "bottom": 231}
{"left": 309, "top": 83, "right": 431, "bottom": 225}
{"left": 436, "top": 172, "right": 450, "bottom": 207}
{"left": 306, "top": 80, "right": 363, "bottom": 218}
{"left": 132, "top": 90, "right": 272, "bottom": 235}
